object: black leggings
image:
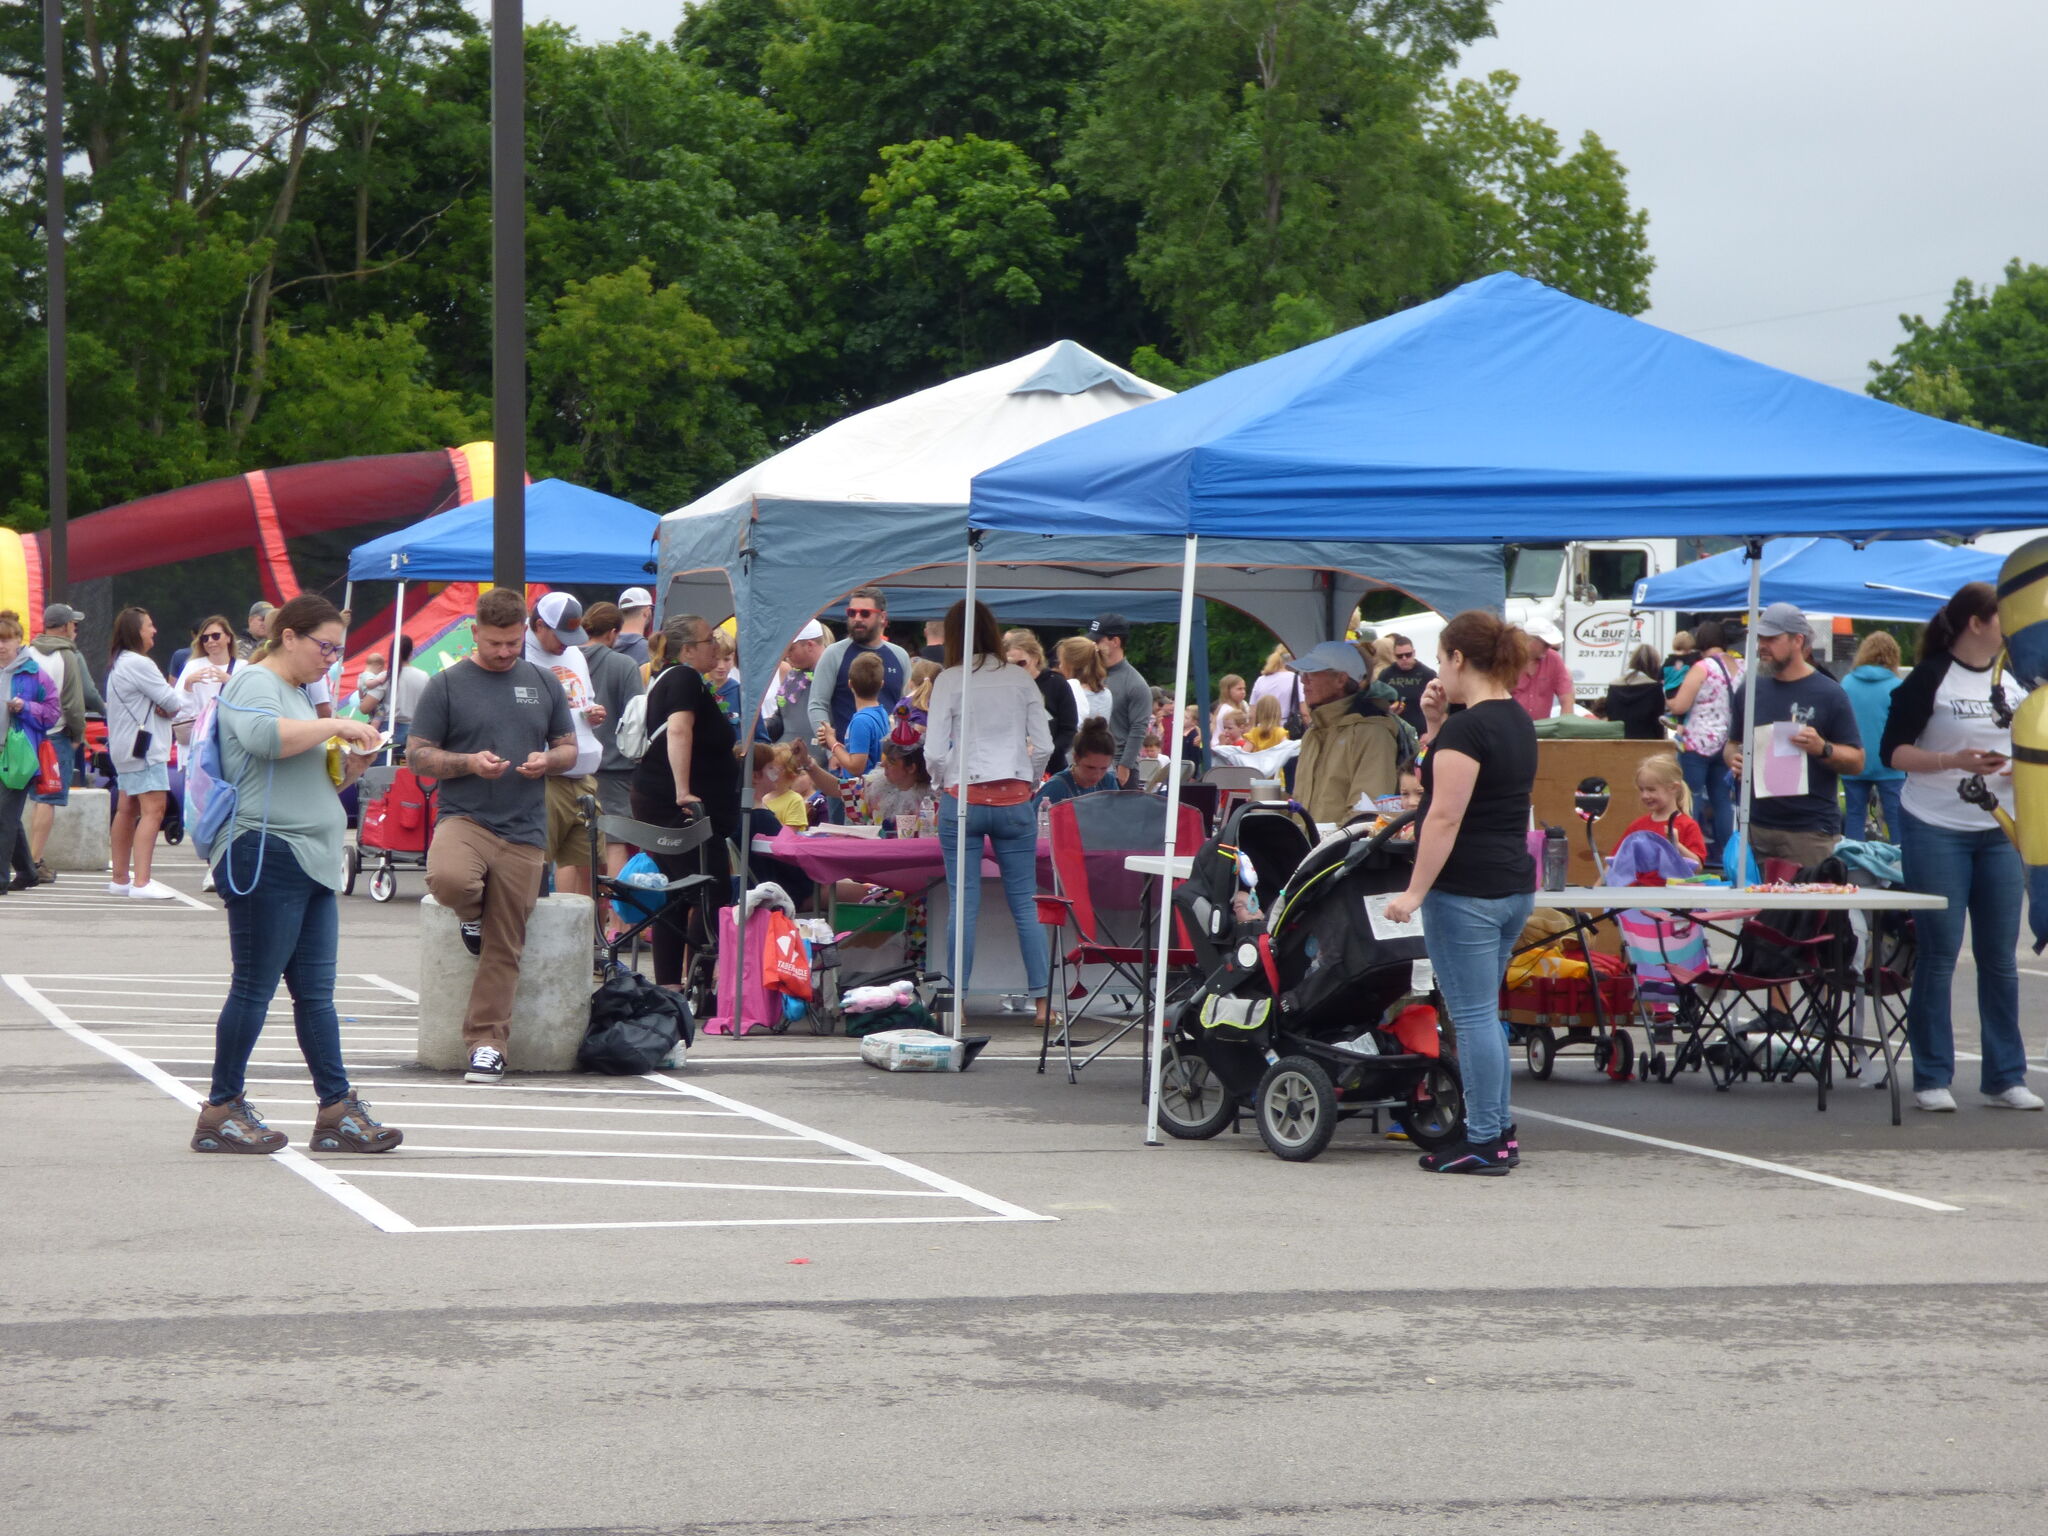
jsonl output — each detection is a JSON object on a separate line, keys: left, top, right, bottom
{"left": 628, "top": 790, "right": 734, "bottom": 985}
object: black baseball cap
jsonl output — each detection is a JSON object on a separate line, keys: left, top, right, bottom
{"left": 1086, "top": 613, "right": 1130, "bottom": 640}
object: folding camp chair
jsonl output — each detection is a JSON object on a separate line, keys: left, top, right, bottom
{"left": 1035, "top": 791, "right": 1206, "bottom": 1082}
{"left": 580, "top": 796, "right": 721, "bottom": 1019}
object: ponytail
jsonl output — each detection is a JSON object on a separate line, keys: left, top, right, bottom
{"left": 1437, "top": 609, "right": 1530, "bottom": 689}
{"left": 1921, "top": 581, "right": 1997, "bottom": 663}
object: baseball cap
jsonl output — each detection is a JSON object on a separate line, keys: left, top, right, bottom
{"left": 248, "top": 600, "right": 276, "bottom": 619}
{"left": 1527, "top": 619, "right": 1564, "bottom": 647}
{"left": 618, "top": 586, "right": 653, "bottom": 612}
{"left": 43, "top": 602, "right": 83, "bottom": 627}
{"left": 795, "top": 619, "right": 827, "bottom": 642}
{"left": 1755, "top": 601, "right": 1812, "bottom": 639}
{"left": 1285, "top": 640, "right": 1367, "bottom": 682}
{"left": 535, "top": 591, "right": 587, "bottom": 644}
{"left": 1086, "top": 613, "right": 1131, "bottom": 641}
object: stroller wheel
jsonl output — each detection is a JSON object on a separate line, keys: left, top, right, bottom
{"left": 1255, "top": 1056, "right": 1337, "bottom": 1162}
{"left": 1402, "top": 1059, "right": 1466, "bottom": 1152}
{"left": 1158, "top": 1048, "right": 1235, "bottom": 1140}
{"left": 1525, "top": 1028, "right": 1556, "bottom": 1080}
{"left": 342, "top": 845, "right": 360, "bottom": 896}
{"left": 369, "top": 864, "right": 397, "bottom": 903}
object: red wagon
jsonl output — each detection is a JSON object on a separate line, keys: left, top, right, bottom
{"left": 346, "top": 765, "right": 438, "bottom": 902}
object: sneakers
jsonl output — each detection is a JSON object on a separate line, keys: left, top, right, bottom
{"left": 465, "top": 1045, "right": 506, "bottom": 1083}
{"left": 191, "top": 1097, "right": 288, "bottom": 1154}
{"left": 459, "top": 920, "right": 484, "bottom": 957}
{"left": 1502, "top": 1122, "right": 1521, "bottom": 1169}
{"left": 1984, "top": 1085, "right": 2045, "bottom": 1110}
{"left": 7, "top": 872, "right": 35, "bottom": 891}
{"left": 1914, "top": 1087, "right": 1957, "bottom": 1112}
{"left": 106, "top": 880, "right": 132, "bottom": 896}
{"left": 201, "top": 868, "right": 216, "bottom": 893}
{"left": 1418, "top": 1137, "right": 1510, "bottom": 1176}
{"left": 130, "top": 880, "right": 179, "bottom": 901}
{"left": 33, "top": 860, "right": 55, "bottom": 883}
{"left": 308, "top": 1092, "right": 404, "bottom": 1152}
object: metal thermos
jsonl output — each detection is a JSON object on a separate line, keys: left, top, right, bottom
{"left": 1541, "top": 825, "right": 1569, "bottom": 891}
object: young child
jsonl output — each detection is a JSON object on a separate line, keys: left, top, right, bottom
{"left": 755, "top": 744, "right": 812, "bottom": 831}
{"left": 1216, "top": 707, "right": 1248, "bottom": 748}
{"left": 1621, "top": 753, "right": 1706, "bottom": 864}
{"left": 1242, "top": 693, "right": 1287, "bottom": 751}
{"left": 1397, "top": 767, "right": 1423, "bottom": 811}
{"left": 349, "top": 650, "right": 389, "bottom": 718}
{"left": 820, "top": 651, "right": 889, "bottom": 778}
{"left": 711, "top": 631, "right": 741, "bottom": 731}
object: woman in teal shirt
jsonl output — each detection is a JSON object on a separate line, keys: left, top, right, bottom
{"left": 1840, "top": 631, "right": 1907, "bottom": 843}
{"left": 192, "top": 594, "right": 398, "bottom": 1158}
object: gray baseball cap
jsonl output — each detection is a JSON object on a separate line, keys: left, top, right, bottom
{"left": 1285, "top": 640, "right": 1367, "bottom": 682}
{"left": 43, "top": 602, "right": 84, "bottom": 627}
{"left": 1755, "top": 601, "right": 1812, "bottom": 639}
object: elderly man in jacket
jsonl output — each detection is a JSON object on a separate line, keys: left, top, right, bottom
{"left": 1290, "top": 640, "right": 1406, "bottom": 827}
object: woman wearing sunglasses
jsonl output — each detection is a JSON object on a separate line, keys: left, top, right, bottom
{"left": 193, "top": 593, "right": 396, "bottom": 1155}
{"left": 173, "top": 615, "right": 241, "bottom": 744}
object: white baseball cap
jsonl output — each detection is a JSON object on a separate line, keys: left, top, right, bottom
{"left": 617, "top": 586, "right": 653, "bottom": 612}
{"left": 795, "top": 619, "right": 827, "bottom": 642}
{"left": 535, "top": 591, "right": 587, "bottom": 644}
{"left": 1527, "top": 619, "right": 1564, "bottom": 647}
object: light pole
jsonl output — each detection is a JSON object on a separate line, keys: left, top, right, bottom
{"left": 491, "top": 0, "right": 524, "bottom": 589}
{"left": 44, "top": 0, "right": 66, "bottom": 600}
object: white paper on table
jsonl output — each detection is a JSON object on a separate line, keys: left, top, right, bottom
{"left": 1363, "top": 892, "right": 1426, "bottom": 942}
{"left": 1756, "top": 721, "right": 1809, "bottom": 799}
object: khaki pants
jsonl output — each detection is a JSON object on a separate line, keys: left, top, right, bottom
{"left": 1748, "top": 824, "right": 1840, "bottom": 874}
{"left": 425, "top": 817, "right": 546, "bottom": 1050}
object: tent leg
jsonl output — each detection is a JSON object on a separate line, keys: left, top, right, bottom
{"left": 948, "top": 536, "right": 979, "bottom": 1040}
{"left": 1735, "top": 541, "right": 1761, "bottom": 875}
{"left": 389, "top": 582, "right": 407, "bottom": 741}
{"left": 735, "top": 725, "right": 756, "bottom": 1035}
{"left": 1147, "top": 534, "right": 1199, "bottom": 1147}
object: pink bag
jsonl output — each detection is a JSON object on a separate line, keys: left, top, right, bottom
{"left": 704, "top": 905, "right": 782, "bottom": 1036}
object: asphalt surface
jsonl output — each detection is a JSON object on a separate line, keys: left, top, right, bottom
{"left": 5, "top": 844, "right": 2046, "bottom": 1535}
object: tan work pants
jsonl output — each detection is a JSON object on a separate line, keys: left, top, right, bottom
{"left": 425, "top": 816, "right": 546, "bottom": 1049}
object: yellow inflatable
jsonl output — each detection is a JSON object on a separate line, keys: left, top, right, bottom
{"left": 0, "top": 527, "right": 40, "bottom": 622}
{"left": 1995, "top": 538, "right": 2048, "bottom": 947}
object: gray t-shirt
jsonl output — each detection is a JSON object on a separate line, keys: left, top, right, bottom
{"left": 582, "top": 639, "right": 646, "bottom": 775}
{"left": 1103, "top": 658, "right": 1151, "bottom": 771}
{"left": 213, "top": 665, "right": 348, "bottom": 890}
{"left": 409, "top": 657, "right": 572, "bottom": 847}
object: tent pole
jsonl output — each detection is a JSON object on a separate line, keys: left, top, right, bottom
{"left": 735, "top": 710, "right": 756, "bottom": 1036}
{"left": 1146, "top": 533, "right": 1199, "bottom": 1147}
{"left": 949, "top": 535, "right": 980, "bottom": 1039}
{"left": 389, "top": 581, "right": 407, "bottom": 741}
{"left": 1735, "top": 539, "right": 1761, "bottom": 875}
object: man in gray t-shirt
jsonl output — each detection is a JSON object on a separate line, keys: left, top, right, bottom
{"left": 1087, "top": 612, "right": 1151, "bottom": 786}
{"left": 409, "top": 591, "right": 576, "bottom": 1082}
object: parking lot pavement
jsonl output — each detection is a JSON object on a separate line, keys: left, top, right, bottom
{"left": 4, "top": 876, "right": 2046, "bottom": 1536}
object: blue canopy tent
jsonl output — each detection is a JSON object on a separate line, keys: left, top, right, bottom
{"left": 1634, "top": 537, "right": 2001, "bottom": 622}
{"left": 968, "top": 271, "right": 2048, "bottom": 1142}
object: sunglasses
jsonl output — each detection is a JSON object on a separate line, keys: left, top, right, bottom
{"left": 845, "top": 606, "right": 879, "bottom": 619}
{"left": 1394, "top": 651, "right": 1415, "bottom": 661}
{"left": 201, "top": 631, "right": 230, "bottom": 643}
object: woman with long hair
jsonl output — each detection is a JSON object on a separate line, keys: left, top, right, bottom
{"left": 925, "top": 599, "right": 1052, "bottom": 1028}
{"left": 1055, "top": 635, "right": 1109, "bottom": 721}
{"left": 1004, "top": 628, "right": 1077, "bottom": 775}
{"left": 1881, "top": 583, "right": 2042, "bottom": 1112}
{"left": 173, "top": 614, "right": 240, "bottom": 744}
{"left": 1248, "top": 643, "right": 1300, "bottom": 724}
{"left": 1663, "top": 618, "right": 1742, "bottom": 865}
{"left": 1841, "top": 629, "right": 1907, "bottom": 842}
{"left": 194, "top": 594, "right": 395, "bottom": 1155}
{"left": 1385, "top": 611, "right": 1537, "bottom": 1175}
{"left": 105, "top": 606, "right": 195, "bottom": 900}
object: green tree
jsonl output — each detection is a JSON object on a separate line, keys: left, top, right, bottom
{"left": 1868, "top": 261, "right": 2048, "bottom": 445}
{"left": 244, "top": 314, "right": 485, "bottom": 465}
{"left": 528, "top": 264, "right": 764, "bottom": 510}
{"left": 1430, "top": 70, "right": 1652, "bottom": 314}
{"left": 858, "top": 135, "right": 1077, "bottom": 372}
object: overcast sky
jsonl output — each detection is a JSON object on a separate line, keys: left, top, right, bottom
{"left": 488, "top": 0, "right": 2048, "bottom": 391}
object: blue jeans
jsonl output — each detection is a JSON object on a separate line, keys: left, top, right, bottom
{"left": 1679, "top": 750, "right": 1734, "bottom": 863}
{"left": 936, "top": 796, "right": 1050, "bottom": 997}
{"left": 209, "top": 832, "right": 350, "bottom": 1106}
{"left": 1899, "top": 811, "right": 2029, "bottom": 1094}
{"left": 1841, "top": 777, "right": 1904, "bottom": 843}
{"left": 1423, "top": 887, "right": 1534, "bottom": 1143}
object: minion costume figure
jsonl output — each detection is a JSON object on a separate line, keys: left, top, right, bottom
{"left": 1989, "top": 537, "right": 2048, "bottom": 948}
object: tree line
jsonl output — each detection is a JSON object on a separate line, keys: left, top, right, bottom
{"left": 0, "top": 0, "right": 1669, "bottom": 528}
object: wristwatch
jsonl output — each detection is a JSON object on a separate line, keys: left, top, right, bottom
{"left": 1819, "top": 740, "right": 1834, "bottom": 761}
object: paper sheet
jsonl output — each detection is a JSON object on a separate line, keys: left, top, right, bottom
{"left": 1364, "top": 892, "right": 1426, "bottom": 942}
{"left": 1756, "top": 722, "right": 1809, "bottom": 799}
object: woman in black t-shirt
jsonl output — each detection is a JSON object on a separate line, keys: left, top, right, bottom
{"left": 1386, "top": 611, "right": 1538, "bottom": 1176}
{"left": 629, "top": 614, "right": 741, "bottom": 987}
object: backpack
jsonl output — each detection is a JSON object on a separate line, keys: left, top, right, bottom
{"left": 184, "top": 692, "right": 278, "bottom": 892}
{"left": 580, "top": 971, "right": 689, "bottom": 1074}
{"left": 612, "top": 691, "right": 668, "bottom": 761}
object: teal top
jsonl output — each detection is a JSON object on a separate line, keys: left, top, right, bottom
{"left": 214, "top": 664, "right": 347, "bottom": 890}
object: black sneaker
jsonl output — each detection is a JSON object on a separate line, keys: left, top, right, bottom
{"left": 464, "top": 1045, "right": 505, "bottom": 1083}
{"left": 1502, "top": 1122, "right": 1521, "bottom": 1168}
{"left": 459, "top": 920, "right": 484, "bottom": 957}
{"left": 1418, "top": 1137, "right": 1510, "bottom": 1175}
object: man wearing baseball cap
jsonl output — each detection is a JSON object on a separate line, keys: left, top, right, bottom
{"left": 241, "top": 600, "right": 275, "bottom": 661}
{"left": 614, "top": 587, "right": 654, "bottom": 668}
{"left": 525, "top": 592, "right": 608, "bottom": 896}
{"left": 26, "top": 602, "right": 95, "bottom": 879}
{"left": 1725, "top": 601, "right": 1864, "bottom": 870}
{"left": 761, "top": 618, "right": 830, "bottom": 762}
{"left": 1288, "top": 640, "right": 1406, "bottom": 826}
{"left": 1510, "top": 618, "right": 1579, "bottom": 720}
{"left": 1087, "top": 613, "right": 1150, "bottom": 785}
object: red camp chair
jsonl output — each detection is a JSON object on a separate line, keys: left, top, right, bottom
{"left": 1035, "top": 791, "right": 1206, "bottom": 1082}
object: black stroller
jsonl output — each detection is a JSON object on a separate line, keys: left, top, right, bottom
{"left": 1160, "top": 803, "right": 1465, "bottom": 1161}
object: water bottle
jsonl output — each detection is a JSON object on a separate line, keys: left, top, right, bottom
{"left": 1541, "top": 825, "right": 1569, "bottom": 891}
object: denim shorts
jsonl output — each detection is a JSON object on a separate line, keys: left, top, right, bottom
{"left": 116, "top": 762, "right": 171, "bottom": 796}
{"left": 29, "top": 737, "right": 74, "bottom": 805}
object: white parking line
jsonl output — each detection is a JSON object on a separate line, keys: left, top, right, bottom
{"left": 343, "top": 1169, "right": 953, "bottom": 1197}
{"left": 1510, "top": 1107, "right": 1963, "bottom": 1212}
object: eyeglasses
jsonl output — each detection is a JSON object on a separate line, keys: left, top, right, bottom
{"left": 845, "top": 606, "right": 879, "bottom": 619}
{"left": 310, "top": 637, "right": 346, "bottom": 661}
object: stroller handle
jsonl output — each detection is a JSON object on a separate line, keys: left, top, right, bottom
{"left": 1351, "top": 807, "right": 1420, "bottom": 862}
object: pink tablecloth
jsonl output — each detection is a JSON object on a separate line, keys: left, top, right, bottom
{"left": 754, "top": 830, "right": 1001, "bottom": 889}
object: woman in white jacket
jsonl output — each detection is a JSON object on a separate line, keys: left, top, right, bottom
{"left": 106, "top": 607, "right": 195, "bottom": 900}
{"left": 925, "top": 598, "right": 1052, "bottom": 1026}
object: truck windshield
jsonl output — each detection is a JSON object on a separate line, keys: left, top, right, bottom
{"left": 1508, "top": 547, "right": 1566, "bottom": 599}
